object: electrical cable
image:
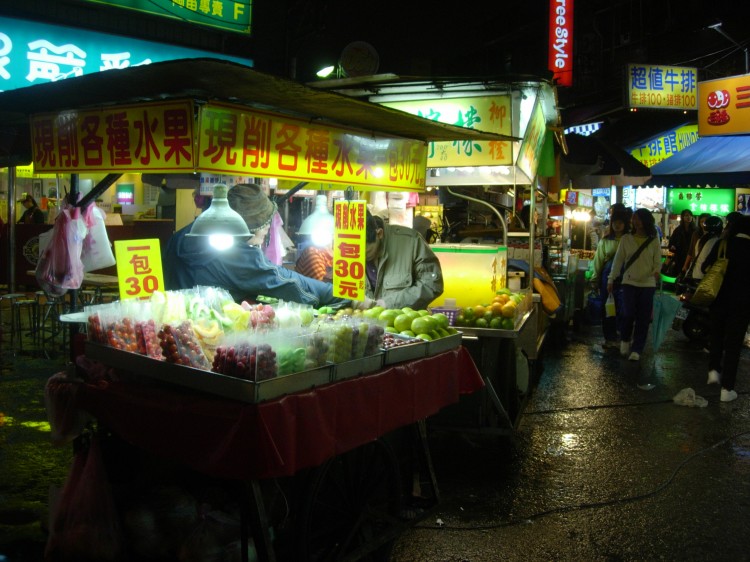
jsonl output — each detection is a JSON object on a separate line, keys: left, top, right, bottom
{"left": 413, "top": 426, "right": 750, "bottom": 532}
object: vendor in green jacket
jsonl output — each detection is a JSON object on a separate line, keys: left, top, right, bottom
{"left": 364, "top": 211, "right": 444, "bottom": 310}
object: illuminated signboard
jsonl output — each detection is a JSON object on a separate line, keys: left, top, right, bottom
{"left": 30, "top": 100, "right": 196, "bottom": 173}
{"left": 332, "top": 200, "right": 367, "bottom": 302}
{"left": 667, "top": 188, "right": 734, "bottom": 215}
{"left": 698, "top": 73, "right": 750, "bottom": 136}
{"left": 517, "top": 99, "right": 547, "bottom": 181}
{"left": 626, "top": 64, "right": 698, "bottom": 110}
{"left": 0, "top": 16, "right": 252, "bottom": 93}
{"left": 548, "top": 0, "right": 574, "bottom": 87}
{"left": 630, "top": 124, "right": 699, "bottom": 168}
{"left": 197, "top": 102, "right": 427, "bottom": 192}
{"left": 383, "top": 96, "right": 512, "bottom": 167}
{"left": 82, "top": 0, "right": 252, "bottom": 34}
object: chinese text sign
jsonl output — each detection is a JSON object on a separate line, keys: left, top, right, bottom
{"left": 114, "top": 239, "right": 165, "bottom": 300}
{"left": 630, "top": 124, "right": 699, "bottom": 168}
{"left": 667, "top": 188, "right": 734, "bottom": 215}
{"left": 197, "top": 102, "right": 427, "bottom": 191}
{"left": 627, "top": 64, "right": 698, "bottom": 110}
{"left": 332, "top": 201, "right": 367, "bottom": 302}
{"left": 30, "top": 100, "right": 196, "bottom": 173}
{"left": 698, "top": 74, "right": 750, "bottom": 136}
{"left": 382, "top": 96, "right": 512, "bottom": 167}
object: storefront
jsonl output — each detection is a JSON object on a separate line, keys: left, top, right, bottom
{"left": 0, "top": 57, "right": 520, "bottom": 561}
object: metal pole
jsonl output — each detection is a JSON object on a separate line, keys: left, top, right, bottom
{"left": 7, "top": 167, "right": 17, "bottom": 292}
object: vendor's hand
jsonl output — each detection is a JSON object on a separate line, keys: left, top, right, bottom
{"left": 606, "top": 281, "right": 614, "bottom": 294}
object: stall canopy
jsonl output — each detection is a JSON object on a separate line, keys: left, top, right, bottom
{"left": 560, "top": 133, "right": 651, "bottom": 188}
{"left": 0, "top": 57, "right": 513, "bottom": 170}
{"left": 650, "top": 135, "right": 750, "bottom": 186}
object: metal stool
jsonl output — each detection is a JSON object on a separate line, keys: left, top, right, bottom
{"left": 1, "top": 293, "right": 26, "bottom": 344}
{"left": 11, "top": 298, "right": 39, "bottom": 350}
{"left": 35, "top": 291, "right": 69, "bottom": 347}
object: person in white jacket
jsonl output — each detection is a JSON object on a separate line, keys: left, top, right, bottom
{"left": 607, "top": 208, "right": 662, "bottom": 361}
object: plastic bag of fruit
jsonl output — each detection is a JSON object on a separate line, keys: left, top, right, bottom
{"left": 158, "top": 320, "right": 212, "bottom": 371}
{"left": 211, "top": 331, "right": 277, "bottom": 381}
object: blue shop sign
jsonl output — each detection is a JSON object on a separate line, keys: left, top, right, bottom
{"left": 0, "top": 16, "right": 252, "bottom": 92}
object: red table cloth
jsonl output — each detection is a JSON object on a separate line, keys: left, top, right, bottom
{"left": 64, "top": 346, "right": 484, "bottom": 480}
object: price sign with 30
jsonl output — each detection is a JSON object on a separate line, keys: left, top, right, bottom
{"left": 114, "top": 239, "right": 165, "bottom": 300}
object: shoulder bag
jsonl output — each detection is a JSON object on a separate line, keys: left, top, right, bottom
{"left": 690, "top": 240, "right": 727, "bottom": 307}
{"left": 614, "top": 236, "right": 655, "bottom": 286}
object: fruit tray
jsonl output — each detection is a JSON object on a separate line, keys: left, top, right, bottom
{"left": 381, "top": 334, "right": 427, "bottom": 365}
{"left": 424, "top": 331, "right": 463, "bottom": 356}
{"left": 330, "top": 353, "right": 385, "bottom": 382}
{"left": 84, "top": 342, "right": 333, "bottom": 404}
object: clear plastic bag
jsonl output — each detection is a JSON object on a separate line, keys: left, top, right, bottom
{"left": 81, "top": 204, "right": 116, "bottom": 272}
{"left": 605, "top": 293, "right": 616, "bottom": 318}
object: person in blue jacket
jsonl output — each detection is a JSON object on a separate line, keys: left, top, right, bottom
{"left": 164, "top": 183, "right": 349, "bottom": 308}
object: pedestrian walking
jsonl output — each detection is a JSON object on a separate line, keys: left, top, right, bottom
{"left": 590, "top": 210, "right": 630, "bottom": 348}
{"left": 607, "top": 208, "right": 661, "bottom": 361}
{"left": 681, "top": 212, "right": 710, "bottom": 278}
{"left": 705, "top": 215, "right": 750, "bottom": 402}
{"left": 667, "top": 209, "right": 695, "bottom": 274}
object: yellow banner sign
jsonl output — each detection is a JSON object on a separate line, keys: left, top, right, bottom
{"left": 517, "top": 99, "right": 547, "bottom": 181}
{"left": 630, "top": 123, "right": 699, "bottom": 168}
{"left": 197, "top": 102, "right": 427, "bottom": 191}
{"left": 627, "top": 64, "right": 698, "bottom": 110}
{"left": 698, "top": 74, "right": 750, "bottom": 136}
{"left": 381, "top": 96, "right": 513, "bottom": 167}
{"left": 114, "top": 239, "right": 165, "bottom": 300}
{"left": 30, "top": 100, "right": 195, "bottom": 173}
{"left": 332, "top": 200, "right": 367, "bottom": 302}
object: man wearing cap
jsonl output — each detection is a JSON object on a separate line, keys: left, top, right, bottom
{"left": 364, "top": 211, "right": 444, "bottom": 310}
{"left": 18, "top": 194, "right": 45, "bottom": 224}
{"left": 163, "top": 183, "right": 348, "bottom": 307}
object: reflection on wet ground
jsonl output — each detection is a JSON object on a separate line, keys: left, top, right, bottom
{"left": 1, "top": 320, "right": 750, "bottom": 561}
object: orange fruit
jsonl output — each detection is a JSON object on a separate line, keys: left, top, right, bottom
{"left": 490, "top": 302, "right": 504, "bottom": 316}
{"left": 501, "top": 303, "right": 516, "bottom": 318}
{"left": 473, "top": 304, "right": 486, "bottom": 317}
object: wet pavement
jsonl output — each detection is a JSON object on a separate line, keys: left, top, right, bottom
{"left": 1, "top": 313, "right": 750, "bottom": 561}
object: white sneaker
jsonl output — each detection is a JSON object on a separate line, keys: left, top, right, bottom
{"left": 721, "top": 388, "right": 738, "bottom": 402}
{"left": 707, "top": 370, "right": 721, "bottom": 385}
{"left": 620, "top": 341, "right": 631, "bottom": 356}
{"left": 628, "top": 351, "right": 640, "bottom": 361}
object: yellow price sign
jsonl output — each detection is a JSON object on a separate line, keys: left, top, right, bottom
{"left": 332, "top": 200, "right": 367, "bottom": 302}
{"left": 114, "top": 239, "right": 165, "bottom": 300}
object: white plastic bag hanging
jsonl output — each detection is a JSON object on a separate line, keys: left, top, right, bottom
{"left": 605, "top": 293, "right": 616, "bottom": 317}
{"left": 81, "top": 205, "right": 116, "bottom": 272}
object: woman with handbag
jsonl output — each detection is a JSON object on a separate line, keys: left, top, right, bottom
{"left": 704, "top": 215, "right": 750, "bottom": 402}
{"left": 607, "top": 208, "right": 662, "bottom": 361}
{"left": 590, "top": 210, "right": 630, "bottom": 348}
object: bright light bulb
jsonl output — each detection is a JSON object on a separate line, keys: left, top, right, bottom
{"left": 209, "top": 234, "right": 234, "bottom": 250}
{"left": 311, "top": 229, "right": 333, "bottom": 247}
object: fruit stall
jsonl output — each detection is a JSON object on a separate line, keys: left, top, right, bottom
{"left": 0, "top": 59, "right": 507, "bottom": 562}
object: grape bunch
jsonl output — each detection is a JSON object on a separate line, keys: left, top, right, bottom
{"left": 382, "top": 333, "right": 421, "bottom": 349}
{"left": 211, "top": 343, "right": 277, "bottom": 381}
{"left": 136, "top": 319, "right": 163, "bottom": 360}
{"left": 305, "top": 333, "right": 330, "bottom": 369}
{"left": 326, "top": 325, "right": 353, "bottom": 363}
{"left": 158, "top": 322, "right": 211, "bottom": 370}
{"left": 364, "top": 323, "right": 385, "bottom": 356}
{"left": 241, "top": 301, "right": 276, "bottom": 330}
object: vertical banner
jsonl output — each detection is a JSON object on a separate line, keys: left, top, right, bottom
{"left": 114, "top": 239, "right": 164, "bottom": 300}
{"left": 548, "top": 0, "right": 574, "bottom": 87}
{"left": 332, "top": 200, "right": 367, "bottom": 302}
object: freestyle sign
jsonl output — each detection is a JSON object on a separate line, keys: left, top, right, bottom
{"left": 82, "top": 0, "right": 252, "bottom": 34}
{"left": 548, "top": 0, "right": 574, "bottom": 87}
{"left": 0, "top": 16, "right": 252, "bottom": 93}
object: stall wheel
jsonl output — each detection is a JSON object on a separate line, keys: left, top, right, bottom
{"left": 296, "top": 438, "right": 403, "bottom": 562}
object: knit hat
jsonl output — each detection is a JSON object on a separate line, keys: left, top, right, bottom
{"left": 227, "top": 183, "right": 277, "bottom": 233}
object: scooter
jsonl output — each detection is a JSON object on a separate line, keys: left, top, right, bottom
{"left": 673, "top": 278, "right": 710, "bottom": 344}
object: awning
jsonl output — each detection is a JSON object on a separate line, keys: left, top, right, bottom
{"left": 0, "top": 58, "right": 514, "bottom": 168}
{"left": 560, "top": 133, "right": 651, "bottom": 188}
{"left": 650, "top": 135, "right": 750, "bottom": 186}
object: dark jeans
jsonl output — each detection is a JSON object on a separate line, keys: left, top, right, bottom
{"left": 620, "top": 284, "right": 656, "bottom": 354}
{"left": 709, "top": 303, "right": 750, "bottom": 391}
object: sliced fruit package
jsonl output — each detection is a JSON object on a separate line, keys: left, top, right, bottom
{"left": 158, "top": 320, "right": 212, "bottom": 371}
{"left": 211, "top": 332, "right": 278, "bottom": 381}
{"left": 313, "top": 316, "right": 385, "bottom": 363}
